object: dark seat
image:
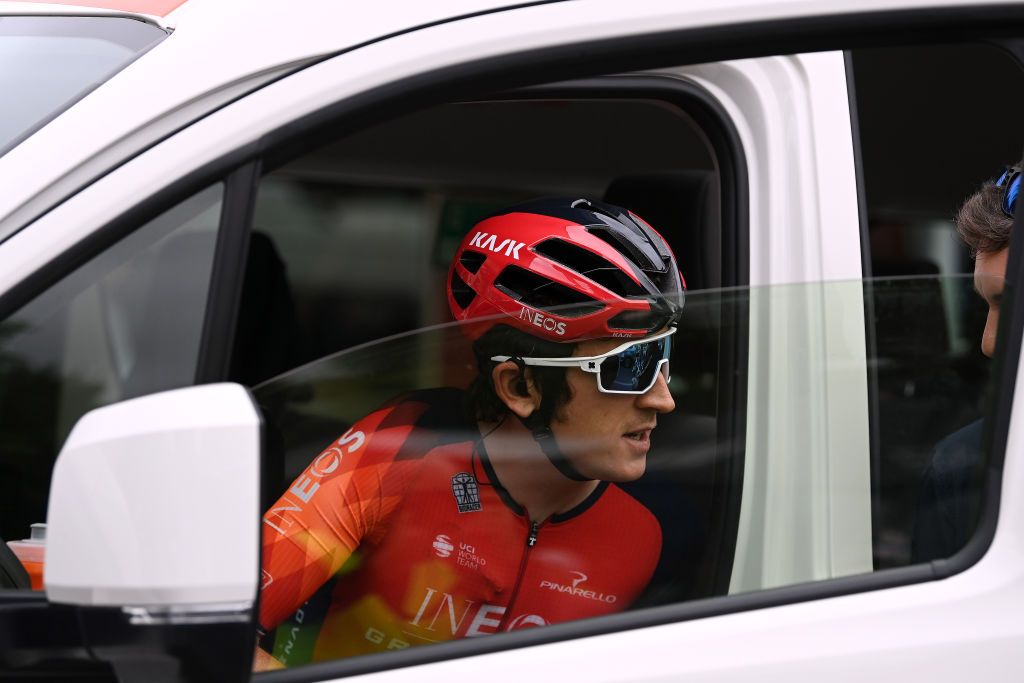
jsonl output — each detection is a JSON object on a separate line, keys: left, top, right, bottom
{"left": 604, "top": 170, "right": 720, "bottom": 291}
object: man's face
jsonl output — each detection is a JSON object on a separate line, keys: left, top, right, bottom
{"left": 975, "top": 247, "right": 1009, "bottom": 359}
{"left": 550, "top": 335, "right": 676, "bottom": 483}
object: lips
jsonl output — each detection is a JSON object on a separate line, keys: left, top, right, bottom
{"left": 623, "top": 422, "right": 656, "bottom": 437}
{"left": 622, "top": 424, "right": 655, "bottom": 443}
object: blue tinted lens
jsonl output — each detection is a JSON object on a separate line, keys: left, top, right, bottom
{"left": 599, "top": 336, "right": 669, "bottom": 392}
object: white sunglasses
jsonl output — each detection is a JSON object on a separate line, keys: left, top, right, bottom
{"left": 492, "top": 327, "right": 675, "bottom": 395}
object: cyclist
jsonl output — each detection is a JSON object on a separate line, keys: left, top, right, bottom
{"left": 255, "top": 198, "right": 686, "bottom": 669}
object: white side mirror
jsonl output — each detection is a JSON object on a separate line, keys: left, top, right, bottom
{"left": 45, "top": 383, "right": 261, "bottom": 613}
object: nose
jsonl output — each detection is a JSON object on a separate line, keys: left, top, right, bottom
{"left": 637, "top": 372, "right": 675, "bottom": 413}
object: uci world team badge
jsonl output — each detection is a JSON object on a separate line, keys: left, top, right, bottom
{"left": 451, "top": 472, "right": 481, "bottom": 513}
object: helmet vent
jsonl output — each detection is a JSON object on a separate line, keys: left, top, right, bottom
{"left": 459, "top": 250, "right": 486, "bottom": 274}
{"left": 450, "top": 271, "right": 477, "bottom": 310}
{"left": 534, "top": 239, "right": 646, "bottom": 298}
{"left": 586, "top": 226, "right": 660, "bottom": 271}
{"left": 494, "top": 265, "right": 605, "bottom": 319}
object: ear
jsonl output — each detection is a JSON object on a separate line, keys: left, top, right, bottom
{"left": 491, "top": 361, "right": 541, "bottom": 419}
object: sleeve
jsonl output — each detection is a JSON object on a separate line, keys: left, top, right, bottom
{"left": 257, "top": 399, "right": 430, "bottom": 632}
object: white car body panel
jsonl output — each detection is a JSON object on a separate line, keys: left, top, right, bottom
{"left": 0, "top": 0, "right": 1016, "bottom": 238}
{"left": 0, "top": 0, "right": 1019, "bottom": 679}
{"left": 0, "top": 6, "right": 876, "bottom": 599}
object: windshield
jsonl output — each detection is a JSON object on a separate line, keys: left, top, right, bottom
{"left": 0, "top": 16, "right": 168, "bottom": 158}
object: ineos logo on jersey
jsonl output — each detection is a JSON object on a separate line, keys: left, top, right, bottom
{"left": 410, "top": 588, "right": 506, "bottom": 637}
{"left": 263, "top": 427, "right": 366, "bottom": 535}
{"left": 260, "top": 569, "right": 273, "bottom": 590}
{"left": 539, "top": 571, "right": 618, "bottom": 603}
{"left": 468, "top": 231, "right": 525, "bottom": 260}
{"left": 310, "top": 447, "right": 343, "bottom": 477}
{"left": 505, "top": 614, "right": 548, "bottom": 630}
{"left": 519, "top": 307, "right": 567, "bottom": 336}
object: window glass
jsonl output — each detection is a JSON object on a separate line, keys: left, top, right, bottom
{"left": 239, "top": 53, "right": 1013, "bottom": 670}
{"left": 240, "top": 95, "right": 735, "bottom": 671}
{"left": 231, "top": 99, "right": 719, "bottom": 387}
{"left": 0, "top": 17, "right": 168, "bottom": 163}
{"left": 251, "top": 275, "right": 997, "bottom": 669}
{"left": 0, "top": 184, "right": 224, "bottom": 565}
{"left": 850, "top": 42, "right": 1023, "bottom": 567}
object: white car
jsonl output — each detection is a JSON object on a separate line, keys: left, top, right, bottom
{"left": 0, "top": 0, "right": 1022, "bottom": 680}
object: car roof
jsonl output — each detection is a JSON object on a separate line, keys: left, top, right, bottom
{"left": 7, "top": 0, "right": 182, "bottom": 18}
{"left": 0, "top": 0, "right": 535, "bottom": 235}
{"left": 11, "top": 0, "right": 183, "bottom": 14}
{"left": 0, "top": 0, "right": 1014, "bottom": 239}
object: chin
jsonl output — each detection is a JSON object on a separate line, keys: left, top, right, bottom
{"left": 603, "top": 455, "right": 647, "bottom": 483}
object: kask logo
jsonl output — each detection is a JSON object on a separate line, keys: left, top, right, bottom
{"left": 468, "top": 231, "right": 525, "bottom": 260}
{"left": 432, "top": 534, "right": 454, "bottom": 558}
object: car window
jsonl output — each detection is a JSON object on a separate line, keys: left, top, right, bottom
{"left": 227, "top": 47, "right": 1015, "bottom": 670}
{"left": 0, "top": 16, "right": 168, "bottom": 160}
{"left": 0, "top": 183, "right": 224, "bottom": 562}
{"left": 849, "top": 41, "right": 1024, "bottom": 568}
{"left": 249, "top": 273, "right": 997, "bottom": 668}
{"left": 235, "top": 91, "right": 741, "bottom": 670}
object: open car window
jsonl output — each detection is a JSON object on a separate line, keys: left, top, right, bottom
{"left": 251, "top": 275, "right": 998, "bottom": 668}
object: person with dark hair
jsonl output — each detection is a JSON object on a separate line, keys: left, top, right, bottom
{"left": 911, "top": 163, "right": 1019, "bottom": 563}
{"left": 254, "top": 198, "right": 685, "bottom": 669}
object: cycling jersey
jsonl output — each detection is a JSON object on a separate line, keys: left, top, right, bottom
{"left": 259, "top": 388, "right": 662, "bottom": 663}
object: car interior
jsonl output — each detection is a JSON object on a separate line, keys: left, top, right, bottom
{"left": 232, "top": 43, "right": 1024, "bottom": 623}
{"left": 233, "top": 90, "right": 744, "bottom": 615}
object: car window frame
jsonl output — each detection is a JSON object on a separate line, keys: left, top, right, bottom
{"left": 0, "top": 5, "right": 1020, "bottom": 678}
{"left": 246, "top": 74, "right": 751, "bottom": 602}
{"left": 245, "top": 14, "right": 1024, "bottom": 681}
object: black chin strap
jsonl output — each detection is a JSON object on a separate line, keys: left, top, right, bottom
{"left": 518, "top": 412, "right": 592, "bottom": 482}
{"left": 508, "top": 356, "right": 592, "bottom": 482}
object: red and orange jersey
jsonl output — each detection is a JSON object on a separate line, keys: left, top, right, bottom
{"left": 259, "top": 389, "right": 662, "bottom": 663}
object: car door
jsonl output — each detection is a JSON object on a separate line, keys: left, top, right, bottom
{"left": 0, "top": 1, "right": 1021, "bottom": 681}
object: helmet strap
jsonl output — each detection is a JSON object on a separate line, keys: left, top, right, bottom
{"left": 507, "top": 356, "right": 592, "bottom": 482}
{"left": 517, "top": 409, "right": 592, "bottom": 483}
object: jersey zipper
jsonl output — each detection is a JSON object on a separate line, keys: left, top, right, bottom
{"left": 497, "top": 520, "right": 540, "bottom": 631}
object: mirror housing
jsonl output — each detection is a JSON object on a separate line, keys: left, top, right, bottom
{"left": 46, "top": 383, "right": 261, "bottom": 607}
{"left": 40, "top": 383, "right": 261, "bottom": 683}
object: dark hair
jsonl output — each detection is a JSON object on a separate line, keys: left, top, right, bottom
{"left": 466, "top": 325, "right": 576, "bottom": 424}
{"left": 956, "top": 166, "right": 1019, "bottom": 256}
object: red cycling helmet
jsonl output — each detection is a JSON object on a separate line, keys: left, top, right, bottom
{"left": 448, "top": 198, "right": 685, "bottom": 342}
